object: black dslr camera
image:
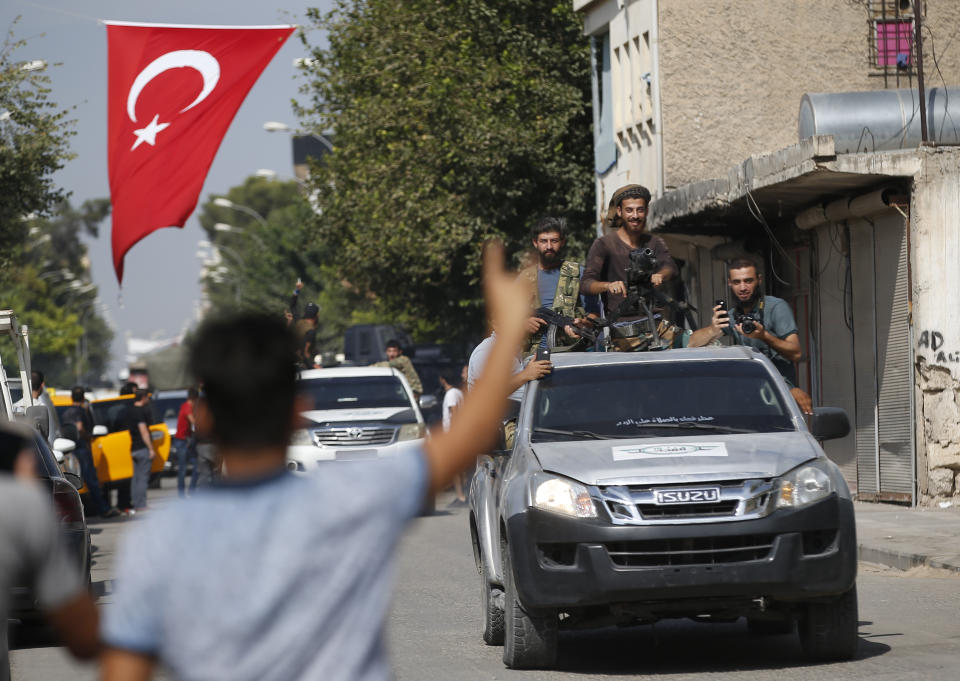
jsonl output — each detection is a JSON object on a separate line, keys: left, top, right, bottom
{"left": 734, "top": 311, "right": 761, "bottom": 334}
{"left": 624, "top": 248, "right": 657, "bottom": 288}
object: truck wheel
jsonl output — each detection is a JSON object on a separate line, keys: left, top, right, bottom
{"left": 502, "top": 545, "right": 557, "bottom": 669}
{"left": 799, "top": 584, "right": 859, "bottom": 661}
{"left": 747, "top": 615, "right": 794, "bottom": 635}
{"left": 480, "top": 559, "right": 505, "bottom": 645}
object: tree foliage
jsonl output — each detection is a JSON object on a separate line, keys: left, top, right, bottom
{"left": 0, "top": 23, "right": 76, "bottom": 272}
{"left": 297, "top": 0, "right": 594, "bottom": 341}
{"left": 0, "top": 199, "right": 113, "bottom": 387}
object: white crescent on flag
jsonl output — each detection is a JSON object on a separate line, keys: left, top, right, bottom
{"left": 126, "top": 49, "right": 221, "bottom": 123}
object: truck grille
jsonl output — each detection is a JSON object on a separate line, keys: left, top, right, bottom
{"left": 605, "top": 534, "right": 776, "bottom": 567}
{"left": 599, "top": 479, "right": 776, "bottom": 525}
{"left": 312, "top": 426, "right": 397, "bottom": 447}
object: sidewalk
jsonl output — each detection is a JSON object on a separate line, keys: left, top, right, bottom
{"left": 855, "top": 500, "right": 960, "bottom": 573}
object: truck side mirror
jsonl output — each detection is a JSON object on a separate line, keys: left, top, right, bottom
{"left": 810, "top": 407, "right": 850, "bottom": 441}
{"left": 92, "top": 425, "right": 108, "bottom": 437}
{"left": 418, "top": 394, "right": 437, "bottom": 411}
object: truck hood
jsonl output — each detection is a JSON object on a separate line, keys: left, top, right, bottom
{"left": 531, "top": 432, "right": 822, "bottom": 486}
{"left": 300, "top": 406, "right": 416, "bottom": 424}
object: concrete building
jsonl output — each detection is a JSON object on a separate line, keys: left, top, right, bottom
{"left": 574, "top": 0, "right": 960, "bottom": 505}
{"left": 574, "top": 0, "right": 960, "bottom": 222}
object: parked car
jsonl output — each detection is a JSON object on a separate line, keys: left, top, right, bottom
{"left": 10, "top": 430, "right": 91, "bottom": 624}
{"left": 287, "top": 366, "right": 432, "bottom": 512}
{"left": 470, "top": 347, "right": 858, "bottom": 669}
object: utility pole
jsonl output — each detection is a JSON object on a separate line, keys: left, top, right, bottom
{"left": 915, "top": 0, "right": 928, "bottom": 143}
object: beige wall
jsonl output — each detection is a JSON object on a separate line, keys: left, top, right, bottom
{"left": 657, "top": 0, "right": 960, "bottom": 190}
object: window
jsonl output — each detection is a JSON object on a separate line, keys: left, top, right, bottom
{"left": 876, "top": 21, "right": 913, "bottom": 67}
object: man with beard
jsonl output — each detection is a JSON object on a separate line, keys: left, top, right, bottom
{"left": 521, "top": 217, "right": 600, "bottom": 355}
{"left": 698, "top": 256, "right": 813, "bottom": 414}
{"left": 581, "top": 184, "right": 677, "bottom": 316}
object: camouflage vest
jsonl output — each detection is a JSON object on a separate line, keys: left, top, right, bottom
{"left": 523, "top": 261, "right": 585, "bottom": 354}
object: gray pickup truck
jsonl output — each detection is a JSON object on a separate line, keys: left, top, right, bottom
{"left": 469, "top": 347, "right": 857, "bottom": 669}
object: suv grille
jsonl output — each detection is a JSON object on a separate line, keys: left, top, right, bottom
{"left": 312, "top": 426, "right": 397, "bottom": 447}
{"left": 599, "top": 479, "right": 776, "bottom": 525}
{"left": 605, "top": 534, "right": 776, "bottom": 567}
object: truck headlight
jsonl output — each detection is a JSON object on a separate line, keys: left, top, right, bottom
{"left": 777, "top": 462, "right": 833, "bottom": 509}
{"left": 290, "top": 429, "right": 313, "bottom": 446}
{"left": 397, "top": 423, "right": 425, "bottom": 441}
{"left": 532, "top": 475, "right": 596, "bottom": 518}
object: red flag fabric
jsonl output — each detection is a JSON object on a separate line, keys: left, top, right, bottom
{"left": 105, "top": 22, "right": 294, "bottom": 282}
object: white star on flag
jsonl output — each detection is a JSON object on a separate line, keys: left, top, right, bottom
{"left": 131, "top": 114, "right": 170, "bottom": 150}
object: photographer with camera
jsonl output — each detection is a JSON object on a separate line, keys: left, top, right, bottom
{"left": 701, "top": 256, "right": 813, "bottom": 414}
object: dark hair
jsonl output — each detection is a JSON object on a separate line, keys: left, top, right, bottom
{"left": 31, "top": 370, "right": 43, "bottom": 392}
{"left": 0, "top": 423, "right": 31, "bottom": 473}
{"left": 71, "top": 386, "right": 85, "bottom": 403}
{"left": 120, "top": 382, "right": 137, "bottom": 396}
{"left": 385, "top": 339, "right": 402, "bottom": 351}
{"left": 529, "top": 216, "right": 567, "bottom": 243}
{"left": 134, "top": 388, "right": 149, "bottom": 402}
{"left": 615, "top": 185, "right": 651, "bottom": 208}
{"left": 187, "top": 386, "right": 199, "bottom": 400}
{"left": 303, "top": 302, "right": 319, "bottom": 319}
{"left": 188, "top": 313, "right": 298, "bottom": 450}
{"left": 728, "top": 256, "right": 760, "bottom": 274}
{"left": 441, "top": 369, "right": 461, "bottom": 388}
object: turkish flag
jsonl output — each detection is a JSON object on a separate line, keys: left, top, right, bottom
{"left": 106, "top": 22, "right": 294, "bottom": 282}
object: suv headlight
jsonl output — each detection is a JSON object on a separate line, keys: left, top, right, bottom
{"left": 531, "top": 474, "right": 597, "bottom": 518}
{"left": 397, "top": 423, "right": 425, "bottom": 441}
{"left": 290, "top": 429, "right": 313, "bottom": 446}
{"left": 777, "top": 461, "right": 833, "bottom": 509}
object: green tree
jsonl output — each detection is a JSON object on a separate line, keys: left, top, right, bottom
{"left": 297, "top": 0, "right": 594, "bottom": 342}
{"left": 0, "top": 199, "right": 114, "bottom": 387}
{"left": 197, "top": 175, "right": 370, "bottom": 353}
{"left": 0, "top": 23, "right": 76, "bottom": 272}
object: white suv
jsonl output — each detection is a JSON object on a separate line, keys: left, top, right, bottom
{"left": 287, "top": 366, "right": 427, "bottom": 470}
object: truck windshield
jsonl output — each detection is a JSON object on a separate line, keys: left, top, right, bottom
{"left": 299, "top": 376, "right": 411, "bottom": 411}
{"left": 532, "top": 360, "right": 794, "bottom": 442}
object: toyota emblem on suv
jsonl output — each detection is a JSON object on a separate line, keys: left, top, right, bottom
{"left": 347, "top": 427, "right": 364, "bottom": 439}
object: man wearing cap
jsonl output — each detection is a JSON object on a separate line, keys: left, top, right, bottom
{"left": 294, "top": 302, "right": 320, "bottom": 369}
{"left": 581, "top": 184, "right": 677, "bottom": 315}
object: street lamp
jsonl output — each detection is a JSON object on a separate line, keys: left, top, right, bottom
{"left": 263, "top": 121, "right": 334, "bottom": 153}
{"left": 212, "top": 196, "right": 268, "bottom": 229}
{"left": 214, "top": 222, "right": 267, "bottom": 249}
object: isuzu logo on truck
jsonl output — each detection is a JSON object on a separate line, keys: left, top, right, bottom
{"left": 653, "top": 487, "right": 721, "bottom": 505}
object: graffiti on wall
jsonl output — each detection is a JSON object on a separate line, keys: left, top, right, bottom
{"left": 918, "top": 330, "right": 960, "bottom": 364}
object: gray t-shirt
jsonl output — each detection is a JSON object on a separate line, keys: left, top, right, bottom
{"left": 0, "top": 477, "right": 84, "bottom": 673}
{"left": 103, "top": 447, "right": 428, "bottom": 681}
{"left": 727, "top": 294, "right": 799, "bottom": 385}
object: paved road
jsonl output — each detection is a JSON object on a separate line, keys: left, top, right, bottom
{"left": 10, "top": 483, "right": 960, "bottom": 680}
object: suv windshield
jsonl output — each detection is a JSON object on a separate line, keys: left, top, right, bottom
{"left": 299, "top": 376, "right": 411, "bottom": 411}
{"left": 152, "top": 396, "right": 186, "bottom": 425}
{"left": 532, "top": 360, "right": 794, "bottom": 442}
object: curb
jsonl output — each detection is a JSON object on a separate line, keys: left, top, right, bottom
{"left": 858, "top": 544, "right": 960, "bottom": 574}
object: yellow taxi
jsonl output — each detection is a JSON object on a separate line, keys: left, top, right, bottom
{"left": 88, "top": 394, "right": 171, "bottom": 486}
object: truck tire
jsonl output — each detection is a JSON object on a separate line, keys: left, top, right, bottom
{"left": 799, "top": 584, "right": 859, "bottom": 661}
{"left": 502, "top": 544, "right": 557, "bottom": 669}
{"left": 480, "top": 559, "right": 505, "bottom": 645}
{"left": 747, "top": 615, "right": 795, "bottom": 635}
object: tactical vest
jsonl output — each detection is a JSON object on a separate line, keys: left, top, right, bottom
{"left": 523, "top": 261, "right": 585, "bottom": 354}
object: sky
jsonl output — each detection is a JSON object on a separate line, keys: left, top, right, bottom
{"left": 3, "top": 0, "right": 334, "bottom": 378}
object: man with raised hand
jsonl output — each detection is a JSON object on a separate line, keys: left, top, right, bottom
{"left": 100, "top": 242, "right": 530, "bottom": 681}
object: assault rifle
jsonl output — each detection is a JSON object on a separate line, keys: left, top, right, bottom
{"left": 534, "top": 307, "right": 609, "bottom": 345}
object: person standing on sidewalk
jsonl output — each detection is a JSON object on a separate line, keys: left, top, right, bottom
{"left": 61, "top": 386, "right": 111, "bottom": 517}
{"left": 173, "top": 387, "right": 199, "bottom": 497}
{"left": 439, "top": 370, "right": 467, "bottom": 505}
{"left": 119, "top": 389, "right": 155, "bottom": 514}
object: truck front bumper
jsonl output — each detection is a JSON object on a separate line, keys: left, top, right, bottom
{"left": 505, "top": 495, "right": 856, "bottom": 612}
